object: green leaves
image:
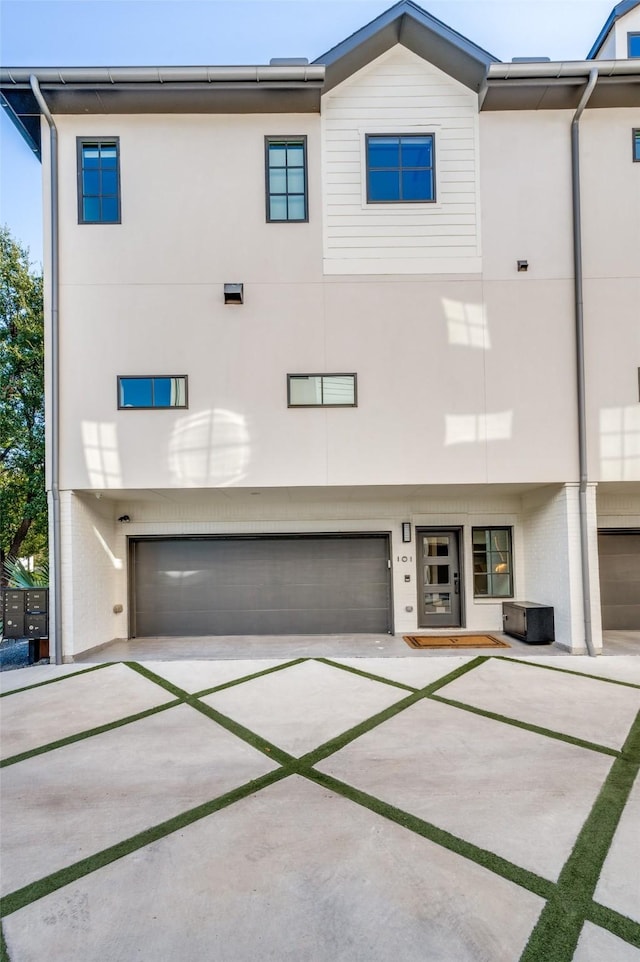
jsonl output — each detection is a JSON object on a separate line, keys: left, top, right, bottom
{"left": 0, "top": 227, "right": 47, "bottom": 572}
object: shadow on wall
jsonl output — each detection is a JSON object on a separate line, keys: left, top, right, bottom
{"left": 600, "top": 405, "right": 640, "bottom": 481}
{"left": 169, "top": 409, "right": 251, "bottom": 486}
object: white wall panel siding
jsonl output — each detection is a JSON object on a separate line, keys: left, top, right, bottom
{"left": 322, "top": 46, "right": 481, "bottom": 275}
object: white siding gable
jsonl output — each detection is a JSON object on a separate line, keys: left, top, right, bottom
{"left": 321, "top": 45, "right": 481, "bottom": 275}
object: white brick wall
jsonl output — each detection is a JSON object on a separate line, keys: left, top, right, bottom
{"left": 59, "top": 491, "right": 127, "bottom": 659}
{"left": 522, "top": 483, "right": 602, "bottom": 652}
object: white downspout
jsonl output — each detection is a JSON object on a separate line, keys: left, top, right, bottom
{"left": 29, "top": 75, "right": 62, "bottom": 665}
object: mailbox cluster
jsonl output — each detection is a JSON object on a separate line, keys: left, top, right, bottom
{"left": 2, "top": 588, "right": 49, "bottom": 640}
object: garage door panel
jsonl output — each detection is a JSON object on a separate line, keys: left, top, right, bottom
{"left": 598, "top": 532, "right": 640, "bottom": 631}
{"left": 132, "top": 536, "right": 392, "bottom": 636}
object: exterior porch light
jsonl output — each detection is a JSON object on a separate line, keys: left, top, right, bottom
{"left": 402, "top": 522, "right": 412, "bottom": 543}
{"left": 224, "top": 283, "right": 244, "bottom": 305}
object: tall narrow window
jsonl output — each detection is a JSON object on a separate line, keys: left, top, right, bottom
{"left": 118, "top": 376, "right": 188, "bottom": 409}
{"left": 265, "top": 137, "right": 308, "bottom": 222}
{"left": 472, "top": 527, "right": 513, "bottom": 598}
{"left": 366, "top": 134, "right": 435, "bottom": 203}
{"left": 78, "top": 139, "right": 120, "bottom": 223}
{"left": 634, "top": 129, "right": 640, "bottom": 162}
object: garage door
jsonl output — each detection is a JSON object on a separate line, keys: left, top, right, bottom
{"left": 598, "top": 531, "right": 640, "bottom": 629}
{"left": 131, "top": 535, "right": 392, "bottom": 636}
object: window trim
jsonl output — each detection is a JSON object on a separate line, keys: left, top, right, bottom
{"left": 265, "top": 136, "right": 309, "bottom": 223}
{"left": 628, "top": 32, "right": 640, "bottom": 57}
{"left": 287, "top": 373, "right": 358, "bottom": 408}
{"left": 633, "top": 129, "right": 640, "bottom": 163}
{"left": 365, "top": 133, "right": 436, "bottom": 205}
{"left": 471, "top": 526, "right": 514, "bottom": 599}
{"left": 117, "top": 376, "right": 189, "bottom": 410}
{"left": 77, "top": 137, "right": 121, "bottom": 225}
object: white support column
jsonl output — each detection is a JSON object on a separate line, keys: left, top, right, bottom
{"left": 523, "top": 483, "right": 602, "bottom": 652}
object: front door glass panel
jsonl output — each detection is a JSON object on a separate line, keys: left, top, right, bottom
{"left": 417, "top": 530, "right": 461, "bottom": 627}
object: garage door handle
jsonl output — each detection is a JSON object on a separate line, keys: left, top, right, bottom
{"left": 454, "top": 573, "right": 459, "bottom": 594}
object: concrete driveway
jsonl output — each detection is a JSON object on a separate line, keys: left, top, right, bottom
{"left": 1, "top": 653, "right": 639, "bottom": 961}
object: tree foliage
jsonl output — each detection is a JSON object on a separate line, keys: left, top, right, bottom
{"left": 0, "top": 226, "right": 47, "bottom": 577}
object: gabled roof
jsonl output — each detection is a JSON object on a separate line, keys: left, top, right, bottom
{"left": 587, "top": 0, "right": 640, "bottom": 59}
{"left": 313, "top": 0, "right": 498, "bottom": 93}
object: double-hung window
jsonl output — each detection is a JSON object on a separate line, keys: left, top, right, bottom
{"left": 77, "top": 139, "right": 121, "bottom": 223}
{"left": 288, "top": 374, "right": 357, "bottom": 407}
{"left": 472, "top": 527, "right": 513, "bottom": 598}
{"left": 366, "top": 134, "right": 435, "bottom": 203}
{"left": 118, "top": 376, "right": 188, "bottom": 409}
{"left": 265, "top": 137, "right": 308, "bottom": 222}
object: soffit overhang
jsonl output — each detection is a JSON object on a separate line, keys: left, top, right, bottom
{"left": 0, "top": 65, "right": 325, "bottom": 159}
{"left": 482, "top": 61, "right": 640, "bottom": 109}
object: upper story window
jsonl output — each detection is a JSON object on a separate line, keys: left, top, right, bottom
{"left": 265, "top": 137, "right": 308, "bottom": 222}
{"left": 472, "top": 527, "right": 513, "bottom": 598}
{"left": 366, "top": 134, "right": 435, "bottom": 204}
{"left": 118, "top": 376, "right": 187, "bottom": 409}
{"left": 634, "top": 129, "right": 640, "bottom": 162}
{"left": 77, "top": 139, "right": 121, "bottom": 224}
{"left": 288, "top": 374, "right": 357, "bottom": 407}
{"left": 628, "top": 33, "right": 640, "bottom": 57}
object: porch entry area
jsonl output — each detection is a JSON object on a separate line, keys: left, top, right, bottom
{"left": 416, "top": 528, "right": 462, "bottom": 628}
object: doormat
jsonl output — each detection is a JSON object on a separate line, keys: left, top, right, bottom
{"left": 403, "top": 634, "right": 510, "bottom": 649}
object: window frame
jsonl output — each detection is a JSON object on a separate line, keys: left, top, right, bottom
{"left": 628, "top": 32, "right": 640, "bottom": 57}
{"left": 264, "top": 136, "right": 309, "bottom": 223}
{"left": 77, "top": 137, "right": 121, "bottom": 225}
{"left": 365, "top": 133, "right": 436, "bottom": 205}
{"left": 633, "top": 129, "right": 640, "bottom": 163}
{"left": 287, "top": 373, "right": 358, "bottom": 408}
{"left": 117, "top": 376, "right": 189, "bottom": 410}
{"left": 471, "top": 526, "right": 514, "bottom": 599}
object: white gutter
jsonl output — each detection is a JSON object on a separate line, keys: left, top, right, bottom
{"left": 2, "top": 64, "right": 325, "bottom": 84}
{"left": 29, "top": 75, "right": 62, "bottom": 666}
{"left": 571, "top": 67, "right": 599, "bottom": 657}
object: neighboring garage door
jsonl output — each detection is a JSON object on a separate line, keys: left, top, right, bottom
{"left": 598, "top": 531, "right": 640, "bottom": 630}
{"left": 131, "top": 535, "right": 392, "bottom": 636}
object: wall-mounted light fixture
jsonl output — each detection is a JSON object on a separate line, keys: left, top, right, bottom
{"left": 224, "top": 283, "right": 244, "bottom": 305}
{"left": 118, "top": 515, "right": 131, "bottom": 523}
{"left": 517, "top": 260, "right": 529, "bottom": 272}
{"left": 402, "top": 522, "right": 412, "bottom": 543}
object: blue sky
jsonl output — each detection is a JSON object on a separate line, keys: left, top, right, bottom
{"left": 0, "top": 0, "right": 616, "bottom": 264}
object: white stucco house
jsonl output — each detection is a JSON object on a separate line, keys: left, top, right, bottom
{"left": 1, "top": 0, "right": 639, "bottom": 662}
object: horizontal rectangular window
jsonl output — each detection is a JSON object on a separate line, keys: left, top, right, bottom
{"left": 634, "top": 129, "right": 640, "bottom": 163}
{"left": 265, "top": 137, "right": 308, "bottom": 222}
{"left": 472, "top": 527, "right": 513, "bottom": 598}
{"left": 77, "top": 139, "right": 121, "bottom": 224}
{"left": 287, "top": 374, "right": 357, "bottom": 407}
{"left": 628, "top": 32, "right": 640, "bottom": 57}
{"left": 118, "top": 376, "right": 188, "bottom": 409}
{"left": 366, "top": 134, "right": 435, "bottom": 203}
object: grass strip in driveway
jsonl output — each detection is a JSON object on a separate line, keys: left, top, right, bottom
{"left": 586, "top": 901, "right": 640, "bottom": 948}
{"left": 192, "top": 658, "right": 309, "bottom": 698}
{"left": 305, "top": 767, "right": 556, "bottom": 902}
{"left": 0, "top": 662, "right": 112, "bottom": 698}
{"left": 127, "top": 662, "right": 297, "bottom": 766}
{"left": 0, "top": 767, "right": 290, "bottom": 919}
{"left": 0, "top": 922, "right": 8, "bottom": 962}
{"left": 0, "top": 699, "right": 181, "bottom": 769}
{"left": 315, "top": 657, "right": 418, "bottom": 692}
{"left": 301, "top": 656, "right": 486, "bottom": 767}
{"left": 429, "top": 694, "right": 621, "bottom": 758}
{"left": 497, "top": 656, "right": 640, "bottom": 690}
{"left": 518, "top": 709, "right": 640, "bottom": 962}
